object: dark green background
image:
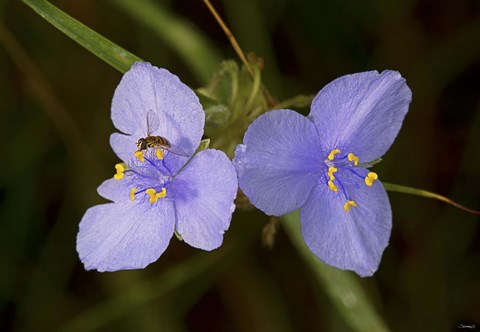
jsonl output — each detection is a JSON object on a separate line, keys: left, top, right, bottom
{"left": 1, "top": 0, "right": 479, "bottom": 331}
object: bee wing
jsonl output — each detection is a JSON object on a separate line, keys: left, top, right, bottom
{"left": 164, "top": 143, "right": 190, "bottom": 157}
{"left": 146, "top": 110, "right": 160, "bottom": 136}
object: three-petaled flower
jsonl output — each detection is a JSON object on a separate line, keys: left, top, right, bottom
{"left": 77, "top": 62, "right": 237, "bottom": 272}
{"left": 233, "top": 70, "right": 412, "bottom": 277}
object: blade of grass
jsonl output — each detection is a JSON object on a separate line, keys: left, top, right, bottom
{"left": 283, "top": 211, "right": 390, "bottom": 332}
{"left": 383, "top": 182, "right": 480, "bottom": 215}
{"left": 22, "top": 0, "right": 141, "bottom": 73}
{"left": 106, "top": 0, "right": 221, "bottom": 84}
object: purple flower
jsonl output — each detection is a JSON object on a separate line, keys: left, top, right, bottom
{"left": 77, "top": 62, "right": 237, "bottom": 272}
{"left": 233, "top": 70, "right": 412, "bottom": 277}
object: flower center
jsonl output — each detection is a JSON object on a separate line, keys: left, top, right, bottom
{"left": 113, "top": 149, "right": 172, "bottom": 204}
{"left": 324, "top": 149, "right": 379, "bottom": 212}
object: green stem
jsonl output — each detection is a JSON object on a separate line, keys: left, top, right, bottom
{"left": 383, "top": 182, "right": 480, "bottom": 215}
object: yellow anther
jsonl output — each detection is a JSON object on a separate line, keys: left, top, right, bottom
{"left": 134, "top": 150, "right": 145, "bottom": 163}
{"left": 146, "top": 187, "right": 167, "bottom": 203}
{"left": 344, "top": 200, "right": 357, "bottom": 212}
{"left": 155, "top": 149, "right": 164, "bottom": 160}
{"left": 130, "top": 188, "right": 137, "bottom": 201}
{"left": 347, "top": 153, "right": 359, "bottom": 166}
{"left": 327, "top": 149, "right": 341, "bottom": 161}
{"left": 328, "top": 167, "right": 338, "bottom": 180}
{"left": 364, "top": 172, "right": 379, "bottom": 187}
{"left": 328, "top": 180, "right": 338, "bottom": 192}
{"left": 156, "top": 187, "right": 167, "bottom": 199}
{"left": 146, "top": 188, "right": 158, "bottom": 203}
{"left": 114, "top": 163, "right": 125, "bottom": 180}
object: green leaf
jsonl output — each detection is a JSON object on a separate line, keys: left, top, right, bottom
{"left": 198, "top": 60, "right": 240, "bottom": 106}
{"left": 22, "top": 0, "right": 141, "bottom": 73}
{"left": 282, "top": 211, "right": 390, "bottom": 332}
{"left": 195, "top": 138, "right": 211, "bottom": 153}
{"left": 383, "top": 182, "right": 479, "bottom": 215}
{"left": 274, "top": 94, "right": 315, "bottom": 109}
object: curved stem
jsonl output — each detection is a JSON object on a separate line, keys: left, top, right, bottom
{"left": 383, "top": 182, "right": 480, "bottom": 215}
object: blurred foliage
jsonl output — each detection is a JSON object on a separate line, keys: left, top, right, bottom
{"left": 198, "top": 59, "right": 267, "bottom": 156}
{"left": 1, "top": 0, "right": 480, "bottom": 331}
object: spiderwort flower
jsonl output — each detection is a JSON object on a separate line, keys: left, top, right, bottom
{"left": 77, "top": 62, "right": 237, "bottom": 272}
{"left": 233, "top": 70, "right": 412, "bottom": 277}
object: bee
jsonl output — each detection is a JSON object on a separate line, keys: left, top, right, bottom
{"left": 136, "top": 110, "right": 189, "bottom": 157}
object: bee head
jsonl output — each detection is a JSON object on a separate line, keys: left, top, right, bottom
{"left": 136, "top": 138, "right": 145, "bottom": 150}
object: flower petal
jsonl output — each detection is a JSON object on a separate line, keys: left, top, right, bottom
{"left": 170, "top": 149, "right": 237, "bottom": 250}
{"left": 111, "top": 62, "right": 204, "bottom": 156}
{"left": 233, "top": 109, "right": 323, "bottom": 216}
{"left": 299, "top": 180, "right": 392, "bottom": 277}
{"left": 97, "top": 178, "right": 128, "bottom": 202}
{"left": 110, "top": 132, "right": 136, "bottom": 163}
{"left": 76, "top": 201, "right": 175, "bottom": 272}
{"left": 309, "top": 70, "right": 412, "bottom": 161}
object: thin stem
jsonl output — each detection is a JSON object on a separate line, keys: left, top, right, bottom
{"left": 203, "top": 0, "right": 254, "bottom": 79}
{"left": 383, "top": 182, "right": 480, "bottom": 215}
{"left": 202, "top": 0, "right": 272, "bottom": 112}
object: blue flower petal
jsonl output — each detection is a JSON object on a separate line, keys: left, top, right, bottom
{"left": 77, "top": 201, "right": 175, "bottom": 272}
{"left": 309, "top": 70, "right": 412, "bottom": 161}
{"left": 97, "top": 178, "right": 127, "bottom": 202}
{"left": 110, "top": 132, "right": 136, "bottom": 163}
{"left": 170, "top": 149, "right": 237, "bottom": 250}
{"left": 233, "top": 110, "right": 323, "bottom": 216}
{"left": 111, "top": 62, "right": 204, "bottom": 156}
{"left": 299, "top": 180, "right": 392, "bottom": 277}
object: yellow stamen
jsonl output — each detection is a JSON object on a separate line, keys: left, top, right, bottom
{"left": 146, "top": 188, "right": 158, "bottom": 203}
{"left": 155, "top": 149, "right": 164, "bottom": 160}
{"left": 347, "top": 153, "right": 359, "bottom": 166}
{"left": 156, "top": 187, "right": 167, "bottom": 199}
{"left": 344, "top": 200, "right": 357, "bottom": 212}
{"left": 328, "top": 180, "right": 338, "bottom": 192}
{"left": 328, "top": 166, "right": 338, "bottom": 180}
{"left": 146, "top": 187, "right": 167, "bottom": 203}
{"left": 134, "top": 150, "right": 145, "bottom": 163}
{"left": 327, "top": 149, "right": 341, "bottom": 161}
{"left": 364, "top": 172, "right": 379, "bottom": 187}
{"left": 130, "top": 188, "right": 137, "bottom": 201}
{"left": 114, "top": 163, "right": 125, "bottom": 180}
